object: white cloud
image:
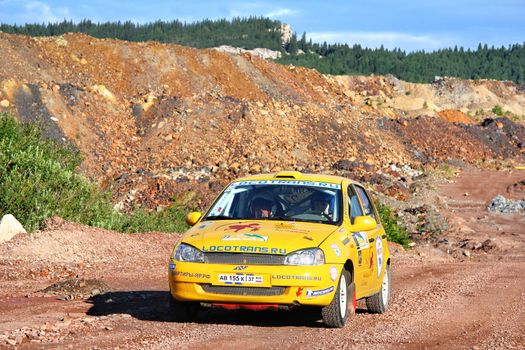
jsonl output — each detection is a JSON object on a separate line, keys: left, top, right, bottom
{"left": 265, "top": 8, "right": 299, "bottom": 18}
{"left": 25, "top": 1, "right": 70, "bottom": 23}
{"left": 309, "top": 31, "right": 455, "bottom": 51}
{"left": 229, "top": 3, "right": 298, "bottom": 19}
{"left": 228, "top": 2, "right": 263, "bottom": 17}
{"left": 0, "top": 0, "right": 70, "bottom": 24}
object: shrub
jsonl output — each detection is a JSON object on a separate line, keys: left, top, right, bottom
{"left": 375, "top": 201, "right": 410, "bottom": 248}
{"left": 0, "top": 112, "right": 188, "bottom": 232}
{"left": 113, "top": 206, "right": 188, "bottom": 233}
{"left": 492, "top": 105, "right": 504, "bottom": 116}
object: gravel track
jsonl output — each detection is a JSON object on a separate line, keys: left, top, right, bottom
{"left": 1, "top": 170, "right": 524, "bottom": 349}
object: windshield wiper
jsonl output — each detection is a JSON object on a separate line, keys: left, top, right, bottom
{"left": 273, "top": 217, "right": 337, "bottom": 225}
{"left": 267, "top": 216, "right": 295, "bottom": 221}
{"left": 203, "top": 215, "right": 236, "bottom": 221}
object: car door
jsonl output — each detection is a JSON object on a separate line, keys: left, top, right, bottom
{"left": 353, "top": 185, "right": 383, "bottom": 295}
{"left": 348, "top": 185, "right": 371, "bottom": 293}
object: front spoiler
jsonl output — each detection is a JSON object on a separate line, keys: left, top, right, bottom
{"left": 168, "top": 261, "right": 341, "bottom": 306}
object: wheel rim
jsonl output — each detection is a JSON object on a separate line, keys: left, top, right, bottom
{"left": 339, "top": 274, "right": 347, "bottom": 319}
{"left": 381, "top": 268, "right": 389, "bottom": 305}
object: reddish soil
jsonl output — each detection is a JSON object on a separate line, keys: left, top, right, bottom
{"left": 1, "top": 32, "right": 524, "bottom": 212}
{"left": 437, "top": 169, "right": 525, "bottom": 254}
{"left": 437, "top": 109, "right": 474, "bottom": 124}
{"left": 1, "top": 169, "right": 524, "bottom": 349}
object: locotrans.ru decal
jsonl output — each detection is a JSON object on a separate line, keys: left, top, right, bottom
{"left": 272, "top": 274, "right": 322, "bottom": 281}
{"left": 202, "top": 245, "right": 286, "bottom": 254}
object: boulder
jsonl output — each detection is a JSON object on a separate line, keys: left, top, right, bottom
{"left": 488, "top": 195, "right": 525, "bottom": 213}
{"left": 0, "top": 214, "right": 27, "bottom": 243}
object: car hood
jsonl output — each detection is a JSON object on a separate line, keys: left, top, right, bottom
{"left": 182, "top": 220, "right": 338, "bottom": 255}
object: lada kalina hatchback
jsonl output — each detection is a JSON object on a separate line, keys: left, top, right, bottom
{"left": 168, "top": 171, "right": 390, "bottom": 327}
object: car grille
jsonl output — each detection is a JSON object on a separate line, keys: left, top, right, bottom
{"left": 201, "top": 284, "right": 286, "bottom": 296}
{"left": 204, "top": 253, "right": 285, "bottom": 265}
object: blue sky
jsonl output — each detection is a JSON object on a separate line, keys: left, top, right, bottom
{"left": 0, "top": 0, "right": 524, "bottom": 51}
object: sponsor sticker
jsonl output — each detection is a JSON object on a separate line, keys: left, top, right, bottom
{"left": 222, "top": 233, "right": 268, "bottom": 242}
{"left": 230, "top": 180, "right": 341, "bottom": 189}
{"left": 330, "top": 266, "right": 338, "bottom": 281}
{"left": 275, "top": 227, "right": 310, "bottom": 234}
{"left": 306, "top": 286, "right": 335, "bottom": 298}
{"left": 330, "top": 243, "right": 341, "bottom": 257}
{"left": 174, "top": 271, "right": 211, "bottom": 279}
{"left": 198, "top": 222, "right": 212, "bottom": 229}
{"left": 352, "top": 231, "right": 370, "bottom": 250}
{"left": 296, "top": 287, "right": 304, "bottom": 297}
{"left": 224, "top": 223, "right": 261, "bottom": 233}
{"left": 233, "top": 265, "right": 248, "bottom": 271}
{"left": 208, "top": 191, "right": 234, "bottom": 216}
{"left": 169, "top": 263, "right": 176, "bottom": 270}
{"left": 272, "top": 274, "right": 321, "bottom": 281}
{"left": 376, "top": 237, "right": 383, "bottom": 278}
{"left": 203, "top": 245, "right": 286, "bottom": 254}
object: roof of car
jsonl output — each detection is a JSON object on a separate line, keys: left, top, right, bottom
{"left": 232, "top": 171, "right": 361, "bottom": 186}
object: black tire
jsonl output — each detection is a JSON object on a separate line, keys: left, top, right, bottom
{"left": 321, "top": 270, "right": 354, "bottom": 328}
{"left": 168, "top": 293, "right": 199, "bottom": 322}
{"left": 366, "top": 264, "right": 390, "bottom": 314}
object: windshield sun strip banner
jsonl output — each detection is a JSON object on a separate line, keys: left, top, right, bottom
{"left": 230, "top": 180, "right": 341, "bottom": 189}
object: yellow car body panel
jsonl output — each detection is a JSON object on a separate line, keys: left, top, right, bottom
{"left": 168, "top": 172, "right": 390, "bottom": 307}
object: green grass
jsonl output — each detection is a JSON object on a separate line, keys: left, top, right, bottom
{"left": 427, "top": 163, "right": 461, "bottom": 181}
{"left": 492, "top": 105, "right": 504, "bottom": 116}
{"left": 0, "top": 112, "right": 188, "bottom": 233}
{"left": 376, "top": 201, "right": 410, "bottom": 248}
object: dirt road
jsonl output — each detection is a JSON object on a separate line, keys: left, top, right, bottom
{"left": 1, "top": 170, "right": 524, "bottom": 349}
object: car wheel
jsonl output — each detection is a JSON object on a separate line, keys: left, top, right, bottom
{"left": 366, "top": 264, "right": 390, "bottom": 314}
{"left": 168, "top": 293, "right": 199, "bottom": 322}
{"left": 321, "top": 270, "right": 354, "bottom": 328}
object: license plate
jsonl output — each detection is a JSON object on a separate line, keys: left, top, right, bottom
{"left": 218, "top": 273, "right": 263, "bottom": 285}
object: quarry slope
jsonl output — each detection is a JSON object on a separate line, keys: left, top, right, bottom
{"left": 0, "top": 32, "right": 524, "bottom": 210}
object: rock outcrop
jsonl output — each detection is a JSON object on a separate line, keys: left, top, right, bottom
{"left": 0, "top": 214, "right": 26, "bottom": 243}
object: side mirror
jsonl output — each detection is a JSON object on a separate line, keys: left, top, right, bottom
{"left": 185, "top": 212, "right": 202, "bottom": 226}
{"left": 352, "top": 216, "right": 377, "bottom": 231}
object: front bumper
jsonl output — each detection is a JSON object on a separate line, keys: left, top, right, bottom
{"left": 168, "top": 260, "right": 341, "bottom": 306}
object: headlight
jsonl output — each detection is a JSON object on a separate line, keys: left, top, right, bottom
{"left": 284, "top": 248, "right": 325, "bottom": 266}
{"left": 173, "top": 243, "right": 206, "bottom": 262}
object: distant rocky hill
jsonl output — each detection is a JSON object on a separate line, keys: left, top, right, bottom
{"left": 0, "top": 32, "right": 524, "bottom": 210}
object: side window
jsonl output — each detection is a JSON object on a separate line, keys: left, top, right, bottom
{"left": 355, "top": 185, "right": 377, "bottom": 220}
{"left": 347, "top": 185, "right": 364, "bottom": 224}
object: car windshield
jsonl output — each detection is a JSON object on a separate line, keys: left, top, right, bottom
{"left": 204, "top": 180, "right": 342, "bottom": 224}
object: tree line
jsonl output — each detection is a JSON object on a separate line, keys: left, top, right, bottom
{"left": 0, "top": 17, "right": 284, "bottom": 50}
{"left": 280, "top": 35, "right": 525, "bottom": 84}
{"left": 1, "top": 18, "right": 523, "bottom": 84}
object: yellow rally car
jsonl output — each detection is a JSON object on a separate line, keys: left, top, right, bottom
{"left": 168, "top": 171, "right": 390, "bottom": 327}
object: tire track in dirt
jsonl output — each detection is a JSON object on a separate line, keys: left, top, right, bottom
{"left": 101, "top": 259, "right": 525, "bottom": 350}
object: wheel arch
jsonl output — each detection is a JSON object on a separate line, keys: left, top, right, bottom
{"left": 343, "top": 259, "right": 354, "bottom": 282}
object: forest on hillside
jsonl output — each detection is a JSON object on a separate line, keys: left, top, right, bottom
{"left": 279, "top": 37, "right": 525, "bottom": 84}
{"left": 1, "top": 18, "right": 524, "bottom": 84}
{"left": 0, "top": 17, "right": 284, "bottom": 50}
